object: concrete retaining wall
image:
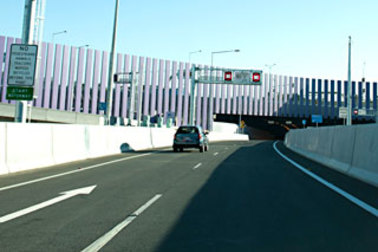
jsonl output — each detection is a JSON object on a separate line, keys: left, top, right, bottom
{"left": 285, "top": 124, "right": 378, "bottom": 187}
{"left": 0, "top": 122, "right": 248, "bottom": 175}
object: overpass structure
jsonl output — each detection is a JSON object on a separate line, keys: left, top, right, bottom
{"left": 1, "top": 35, "right": 377, "bottom": 129}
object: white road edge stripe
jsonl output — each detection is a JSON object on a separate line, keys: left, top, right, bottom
{"left": 273, "top": 141, "right": 378, "bottom": 218}
{"left": 0, "top": 152, "right": 156, "bottom": 192}
{"left": 214, "top": 152, "right": 219, "bottom": 156}
{"left": 193, "top": 163, "right": 202, "bottom": 170}
{"left": 81, "top": 194, "right": 162, "bottom": 252}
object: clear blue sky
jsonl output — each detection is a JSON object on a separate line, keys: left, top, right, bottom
{"left": 1, "top": 0, "right": 377, "bottom": 81}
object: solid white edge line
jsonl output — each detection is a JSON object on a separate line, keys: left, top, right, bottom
{"left": 214, "top": 152, "right": 219, "bottom": 156}
{"left": 0, "top": 153, "right": 154, "bottom": 192}
{"left": 273, "top": 141, "right": 378, "bottom": 218}
{"left": 81, "top": 194, "right": 162, "bottom": 252}
{"left": 193, "top": 163, "right": 202, "bottom": 170}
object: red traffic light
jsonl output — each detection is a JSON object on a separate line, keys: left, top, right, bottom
{"left": 353, "top": 109, "right": 358, "bottom": 115}
{"left": 252, "top": 72, "right": 261, "bottom": 82}
{"left": 224, "top": 71, "right": 232, "bottom": 81}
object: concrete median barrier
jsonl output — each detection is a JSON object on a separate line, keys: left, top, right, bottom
{"left": 285, "top": 124, "right": 378, "bottom": 187}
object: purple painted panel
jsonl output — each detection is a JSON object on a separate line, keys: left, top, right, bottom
{"left": 243, "top": 85, "right": 248, "bottom": 115}
{"left": 278, "top": 76, "right": 283, "bottom": 116}
{"left": 317, "top": 79, "right": 322, "bottom": 115}
{"left": 299, "top": 78, "right": 304, "bottom": 117}
{"left": 324, "top": 80, "right": 329, "bottom": 118}
{"left": 258, "top": 77, "right": 264, "bottom": 116}
{"left": 99, "top": 51, "right": 108, "bottom": 115}
{"left": 373, "top": 82, "right": 377, "bottom": 110}
{"left": 74, "top": 48, "right": 85, "bottom": 112}
{"left": 337, "top": 80, "right": 342, "bottom": 108}
{"left": 121, "top": 54, "right": 130, "bottom": 117}
{"left": 83, "top": 49, "right": 93, "bottom": 114}
{"left": 288, "top": 76, "right": 293, "bottom": 116}
{"left": 269, "top": 75, "right": 274, "bottom": 116}
{"left": 35, "top": 42, "right": 47, "bottom": 107}
{"left": 365, "top": 82, "right": 370, "bottom": 110}
{"left": 202, "top": 66, "right": 209, "bottom": 130}
{"left": 157, "top": 59, "right": 164, "bottom": 115}
{"left": 238, "top": 85, "right": 243, "bottom": 115}
{"left": 0, "top": 36, "right": 5, "bottom": 100}
{"left": 330, "top": 80, "right": 335, "bottom": 119}
{"left": 305, "top": 78, "right": 310, "bottom": 117}
{"left": 66, "top": 47, "right": 77, "bottom": 111}
{"left": 273, "top": 75, "right": 279, "bottom": 116}
{"left": 232, "top": 85, "right": 237, "bottom": 114}
{"left": 215, "top": 70, "right": 221, "bottom": 114}
{"left": 1, "top": 37, "right": 14, "bottom": 103}
{"left": 283, "top": 76, "right": 288, "bottom": 116}
{"left": 113, "top": 53, "right": 122, "bottom": 117}
{"left": 226, "top": 84, "right": 231, "bottom": 114}
{"left": 311, "top": 79, "right": 316, "bottom": 115}
{"left": 170, "top": 61, "right": 177, "bottom": 114}
{"left": 143, "top": 57, "right": 152, "bottom": 116}
{"left": 176, "top": 62, "right": 184, "bottom": 126}
{"left": 43, "top": 43, "right": 54, "bottom": 108}
{"left": 182, "top": 63, "right": 190, "bottom": 125}
{"left": 352, "top": 81, "right": 356, "bottom": 109}
{"left": 358, "top": 81, "right": 363, "bottom": 109}
{"left": 58, "top": 46, "right": 69, "bottom": 110}
{"left": 129, "top": 55, "right": 137, "bottom": 118}
{"left": 90, "top": 50, "right": 101, "bottom": 114}
{"left": 136, "top": 56, "right": 145, "bottom": 122}
{"left": 196, "top": 82, "right": 202, "bottom": 126}
{"left": 149, "top": 58, "right": 158, "bottom": 116}
{"left": 221, "top": 83, "right": 226, "bottom": 114}
{"left": 344, "top": 81, "right": 348, "bottom": 107}
{"left": 293, "top": 77, "right": 299, "bottom": 117}
{"left": 51, "top": 44, "right": 62, "bottom": 109}
{"left": 253, "top": 85, "right": 258, "bottom": 116}
{"left": 163, "top": 60, "right": 171, "bottom": 116}
{"left": 248, "top": 86, "right": 253, "bottom": 115}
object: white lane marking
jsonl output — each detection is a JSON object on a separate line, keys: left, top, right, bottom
{"left": 273, "top": 141, "right": 378, "bottom": 218}
{"left": 214, "top": 152, "right": 219, "bottom": 156}
{"left": 193, "top": 163, "right": 202, "bottom": 170}
{"left": 81, "top": 194, "right": 162, "bottom": 252}
{"left": 0, "top": 185, "right": 97, "bottom": 223}
{"left": 0, "top": 153, "right": 153, "bottom": 193}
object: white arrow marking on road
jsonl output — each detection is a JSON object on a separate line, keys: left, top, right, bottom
{"left": 0, "top": 185, "right": 97, "bottom": 223}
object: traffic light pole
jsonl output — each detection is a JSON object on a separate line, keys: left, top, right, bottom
{"left": 347, "top": 36, "right": 352, "bottom": 126}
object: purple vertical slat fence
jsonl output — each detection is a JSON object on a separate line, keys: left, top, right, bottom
{"left": 121, "top": 54, "right": 130, "bottom": 118}
{"left": 1, "top": 37, "right": 14, "bottom": 103}
{"left": 253, "top": 85, "right": 258, "bottom": 116}
{"left": 317, "top": 79, "right": 322, "bottom": 115}
{"left": 43, "top": 43, "right": 54, "bottom": 108}
{"left": 136, "top": 56, "right": 145, "bottom": 122}
{"left": 58, "top": 45, "right": 69, "bottom": 110}
{"left": 90, "top": 50, "right": 101, "bottom": 114}
{"left": 215, "top": 70, "right": 222, "bottom": 114}
{"left": 202, "top": 66, "right": 209, "bottom": 130}
{"left": 344, "top": 81, "right": 348, "bottom": 107}
{"left": 149, "top": 59, "right": 158, "bottom": 116}
{"left": 227, "top": 84, "right": 232, "bottom": 114}
{"left": 352, "top": 81, "right": 356, "bottom": 109}
{"left": 337, "top": 80, "right": 342, "bottom": 109}
{"left": 66, "top": 47, "right": 77, "bottom": 111}
{"left": 183, "top": 63, "right": 190, "bottom": 124}
{"left": 330, "top": 80, "right": 335, "bottom": 119}
{"left": 157, "top": 59, "right": 164, "bottom": 115}
{"left": 170, "top": 61, "right": 177, "bottom": 115}
{"left": 74, "top": 48, "right": 85, "bottom": 112}
{"left": 143, "top": 57, "right": 152, "bottom": 116}
{"left": 324, "top": 79, "right": 328, "bottom": 118}
{"left": 83, "top": 49, "right": 93, "bottom": 114}
{"left": 278, "top": 76, "right": 283, "bottom": 116}
{"left": 243, "top": 85, "right": 248, "bottom": 116}
{"left": 221, "top": 77, "right": 226, "bottom": 114}
{"left": 283, "top": 76, "right": 288, "bottom": 116}
{"left": 113, "top": 53, "right": 122, "bottom": 117}
{"left": 129, "top": 55, "right": 137, "bottom": 118}
{"left": 248, "top": 85, "right": 253, "bottom": 115}
{"left": 0, "top": 36, "right": 5, "bottom": 100}
{"left": 238, "top": 85, "right": 242, "bottom": 115}
{"left": 288, "top": 76, "right": 293, "bottom": 117}
{"left": 263, "top": 74, "right": 268, "bottom": 116}
{"left": 51, "top": 44, "right": 62, "bottom": 109}
{"left": 196, "top": 65, "right": 203, "bottom": 125}
{"left": 176, "top": 62, "right": 184, "bottom": 126}
{"left": 299, "top": 78, "right": 304, "bottom": 117}
{"left": 273, "top": 75, "right": 278, "bottom": 116}
{"left": 231, "top": 84, "right": 237, "bottom": 115}
{"left": 268, "top": 74, "right": 274, "bottom": 116}
{"left": 365, "top": 82, "right": 370, "bottom": 110}
{"left": 163, "top": 60, "right": 171, "bottom": 117}
{"left": 98, "top": 51, "right": 108, "bottom": 115}
{"left": 311, "top": 79, "right": 316, "bottom": 115}
{"left": 259, "top": 76, "right": 264, "bottom": 116}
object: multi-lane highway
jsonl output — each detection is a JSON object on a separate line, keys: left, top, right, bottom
{"left": 0, "top": 141, "right": 377, "bottom": 252}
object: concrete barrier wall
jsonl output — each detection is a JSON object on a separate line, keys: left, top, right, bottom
{"left": 0, "top": 122, "right": 248, "bottom": 175}
{"left": 285, "top": 124, "right": 378, "bottom": 187}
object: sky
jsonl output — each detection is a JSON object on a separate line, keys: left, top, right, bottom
{"left": 1, "top": 0, "right": 378, "bottom": 81}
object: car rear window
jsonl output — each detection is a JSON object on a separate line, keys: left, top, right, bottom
{"left": 177, "top": 127, "right": 198, "bottom": 134}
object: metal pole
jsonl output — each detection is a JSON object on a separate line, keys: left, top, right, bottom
{"left": 15, "top": 0, "right": 36, "bottom": 123}
{"left": 208, "top": 53, "right": 214, "bottom": 131}
{"left": 347, "top": 36, "right": 352, "bottom": 126}
{"left": 105, "top": 0, "right": 119, "bottom": 125}
{"left": 189, "top": 65, "right": 196, "bottom": 125}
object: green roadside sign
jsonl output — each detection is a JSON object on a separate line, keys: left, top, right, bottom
{"left": 6, "top": 86, "right": 34, "bottom": 101}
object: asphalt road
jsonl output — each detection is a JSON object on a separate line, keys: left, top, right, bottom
{"left": 0, "top": 141, "right": 377, "bottom": 252}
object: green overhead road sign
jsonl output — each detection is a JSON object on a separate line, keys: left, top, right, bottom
{"left": 6, "top": 86, "right": 34, "bottom": 101}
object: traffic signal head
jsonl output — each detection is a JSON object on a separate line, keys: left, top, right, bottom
{"left": 224, "top": 71, "right": 232, "bottom": 81}
{"left": 252, "top": 72, "right": 261, "bottom": 83}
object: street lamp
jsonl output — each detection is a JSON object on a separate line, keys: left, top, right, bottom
{"left": 209, "top": 49, "right": 240, "bottom": 131}
{"left": 78, "top": 44, "right": 90, "bottom": 48}
{"left": 188, "top": 50, "right": 202, "bottom": 63}
{"left": 51, "top": 30, "right": 67, "bottom": 44}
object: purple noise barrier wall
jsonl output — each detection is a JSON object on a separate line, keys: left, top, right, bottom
{"left": 0, "top": 35, "right": 377, "bottom": 129}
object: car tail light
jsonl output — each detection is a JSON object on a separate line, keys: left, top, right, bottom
{"left": 174, "top": 134, "right": 177, "bottom": 140}
{"left": 198, "top": 133, "right": 202, "bottom": 140}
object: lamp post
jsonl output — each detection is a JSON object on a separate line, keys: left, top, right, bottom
{"left": 78, "top": 44, "right": 90, "bottom": 48}
{"left": 209, "top": 49, "right": 240, "bottom": 131}
{"left": 51, "top": 30, "right": 67, "bottom": 44}
{"left": 188, "top": 50, "right": 201, "bottom": 63}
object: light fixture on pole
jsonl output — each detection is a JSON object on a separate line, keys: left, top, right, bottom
{"left": 209, "top": 49, "right": 240, "bottom": 131}
{"left": 51, "top": 30, "right": 67, "bottom": 44}
{"left": 78, "top": 44, "right": 90, "bottom": 48}
{"left": 188, "top": 50, "right": 202, "bottom": 63}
